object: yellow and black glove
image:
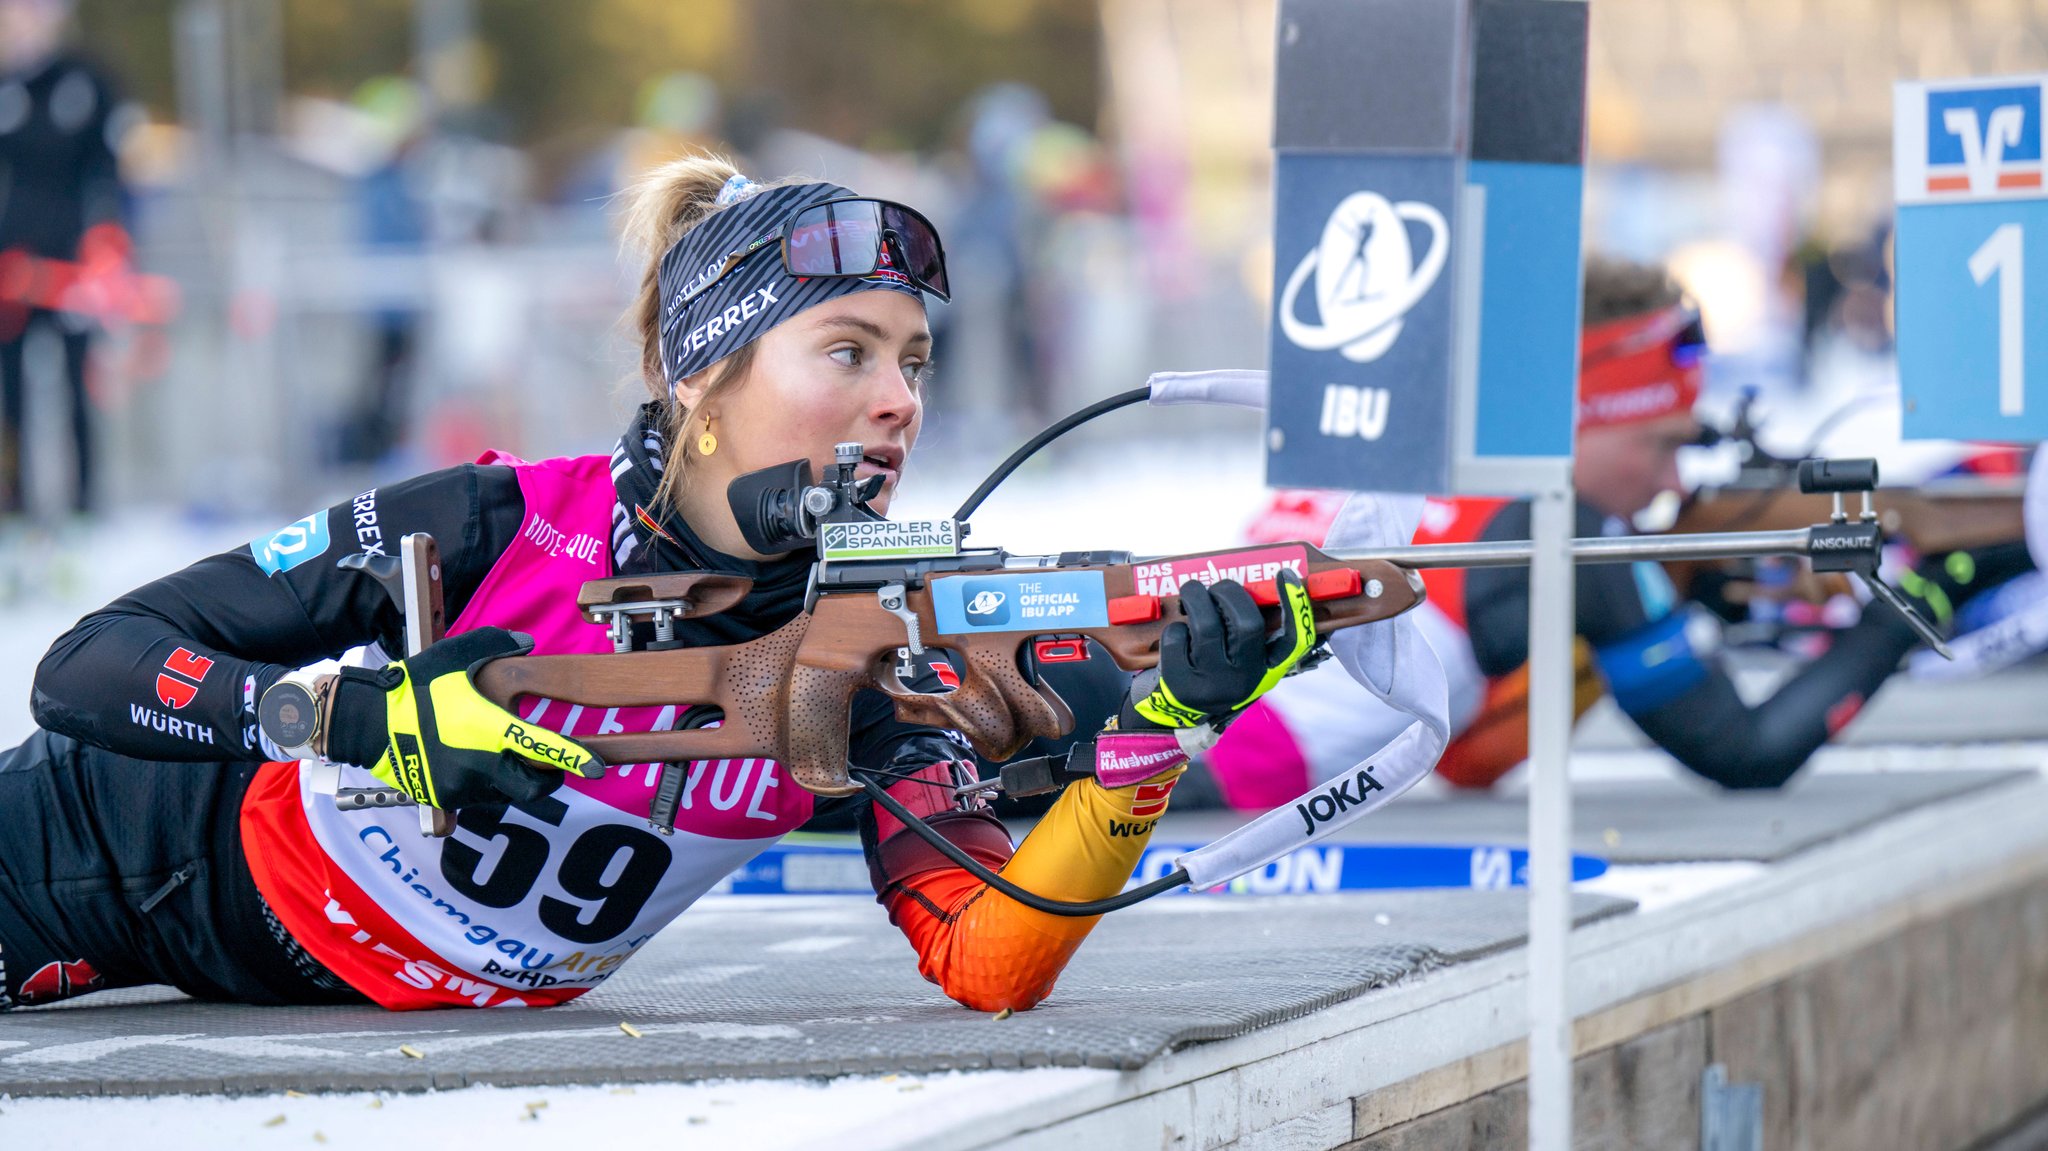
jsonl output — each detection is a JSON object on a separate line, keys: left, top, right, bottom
{"left": 1124, "top": 569, "right": 1317, "bottom": 731}
{"left": 1895, "top": 540, "right": 2035, "bottom": 633}
{"left": 327, "top": 627, "right": 602, "bottom": 809}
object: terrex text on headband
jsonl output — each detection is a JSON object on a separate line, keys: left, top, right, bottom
{"left": 654, "top": 181, "right": 950, "bottom": 385}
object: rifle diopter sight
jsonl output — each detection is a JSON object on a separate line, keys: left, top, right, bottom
{"left": 728, "top": 441, "right": 887, "bottom": 555}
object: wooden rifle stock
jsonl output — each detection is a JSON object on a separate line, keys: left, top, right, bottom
{"left": 470, "top": 545, "right": 1425, "bottom": 796}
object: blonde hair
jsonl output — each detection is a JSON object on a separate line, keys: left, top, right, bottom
{"left": 618, "top": 153, "right": 772, "bottom": 511}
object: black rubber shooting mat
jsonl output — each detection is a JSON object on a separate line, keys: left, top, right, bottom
{"left": 1158, "top": 769, "right": 2032, "bottom": 863}
{"left": 0, "top": 890, "right": 1629, "bottom": 1097}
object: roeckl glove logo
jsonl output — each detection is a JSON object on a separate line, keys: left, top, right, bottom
{"left": 1279, "top": 191, "right": 1448, "bottom": 363}
{"left": 1137, "top": 684, "right": 1205, "bottom": 728}
{"left": 389, "top": 733, "right": 431, "bottom": 799}
{"left": 504, "top": 722, "right": 590, "bottom": 770}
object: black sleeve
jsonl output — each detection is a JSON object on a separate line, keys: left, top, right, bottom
{"left": 31, "top": 465, "right": 524, "bottom": 761}
{"left": 798, "top": 688, "right": 978, "bottom": 833}
{"left": 1460, "top": 499, "right": 1921, "bottom": 789}
{"left": 980, "top": 638, "right": 1130, "bottom": 816}
{"left": 1462, "top": 500, "right": 1658, "bottom": 675}
{"left": 837, "top": 696, "right": 1015, "bottom": 897}
{"left": 1623, "top": 608, "right": 1917, "bottom": 789}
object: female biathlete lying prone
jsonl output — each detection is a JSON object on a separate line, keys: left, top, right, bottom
{"left": 3, "top": 157, "right": 1311, "bottom": 1011}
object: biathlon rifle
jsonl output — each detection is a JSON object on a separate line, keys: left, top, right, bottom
{"left": 337, "top": 376, "right": 1950, "bottom": 892}
{"left": 468, "top": 437, "right": 1428, "bottom": 804}
{"left": 1669, "top": 389, "right": 2027, "bottom": 597}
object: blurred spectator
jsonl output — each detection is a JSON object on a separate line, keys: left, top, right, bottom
{"left": 339, "top": 77, "right": 427, "bottom": 464}
{"left": 950, "top": 85, "right": 1051, "bottom": 418}
{"left": 0, "top": 0, "right": 125, "bottom": 516}
{"left": 550, "top": 71, "right": 732, "bottom": 236}
{"left": 946, "top": 84, "right": 1127, "bottom": 422}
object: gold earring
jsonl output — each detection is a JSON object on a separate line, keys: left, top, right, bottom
{"left": 697, "top": 418, "right": 718, "bottom": 457}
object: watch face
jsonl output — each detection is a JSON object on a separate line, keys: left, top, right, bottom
{"left": 260, "top": 682, "right": 318, "bottom": 748}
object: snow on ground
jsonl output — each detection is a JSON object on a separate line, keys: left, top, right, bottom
{"left": 0, "top": 513, "right": 265, "bottom": 746}
{"left": 1576, "top": 860, "right": 1768, "bottom": 914}
{"left": 0, "top": 1066, "right": 1110, "bottom": 1151}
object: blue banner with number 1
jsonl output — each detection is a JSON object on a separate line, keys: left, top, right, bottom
{"left": 1897, "top": 200, "right": 2048, "bottom": 441}
{"left": 1895, "top": 74, "right": 2048, "bottom": 443}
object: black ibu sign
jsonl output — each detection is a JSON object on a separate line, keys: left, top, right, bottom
{"left": 1266, "top": 0, "right": 1586, "bottom": 496}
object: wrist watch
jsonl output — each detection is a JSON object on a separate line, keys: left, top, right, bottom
{"left": 258, "top": 669, "right": 337, "bottom": 759}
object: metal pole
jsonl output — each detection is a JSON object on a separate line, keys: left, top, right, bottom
{"left": 1526, "top": 484, "right": 1575, "bottom": 1150}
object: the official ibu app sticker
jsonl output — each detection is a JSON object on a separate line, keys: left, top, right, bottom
{"left": 934, "top": 571, "right": 1109, "bottom": 635}
{"left": 251, "top": 510, "right": 331, "bottom": 576}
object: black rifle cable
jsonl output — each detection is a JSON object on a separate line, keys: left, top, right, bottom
{"left": 952, "top": 387, "right": 1151, "bottom": 523}
{"left": 855, "top": 769, "right": 1190, "bottom": 917}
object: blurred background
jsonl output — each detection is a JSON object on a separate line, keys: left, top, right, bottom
{"left": 5, "top": 10, "right": 2048, "bottom": 1137}
{"left": 2, "top": 0, "right": 2045, "bottom": 642}
{"left": 13, "top": 0, "right": 2039, "bottom": 515}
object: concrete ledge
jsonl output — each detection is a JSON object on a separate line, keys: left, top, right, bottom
{"left": 919, "top": 773, "right": 2048, "bottom": 1150}
{"left": 1353, "top": 880, "right": 2048, "bottom": 1149}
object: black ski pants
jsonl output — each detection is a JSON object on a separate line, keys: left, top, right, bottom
{"left": 0, "top": 729, "right": 361, "bottom": 1008}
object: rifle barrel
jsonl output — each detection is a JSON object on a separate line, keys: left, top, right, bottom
{"left": 1317, "top": 527, "right": 1820, "bottom": 570}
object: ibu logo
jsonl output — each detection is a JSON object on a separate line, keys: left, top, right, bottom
{"left": 1319, "top": 383, "right": 1391, "bottom": 440}
{"left": 964, "top": 587, "right": 1008, "bottom": 624}
{"left": 1927, "top": 85, "right": 2043, "bottom": 195}
{"left": 1280, "top": 191, "right": 1449, "bottom": 363}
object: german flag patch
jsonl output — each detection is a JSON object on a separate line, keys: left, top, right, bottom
{"left": 1130, "top": 777, "right": 1178, "bottom": 819}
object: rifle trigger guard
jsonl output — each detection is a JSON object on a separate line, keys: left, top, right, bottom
{"left": 879, "top": 582, "right": 924, "bottom": 659}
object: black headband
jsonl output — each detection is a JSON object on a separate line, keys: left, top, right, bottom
{"left": 654, "top": 179, "right": 928, "bottom": 385}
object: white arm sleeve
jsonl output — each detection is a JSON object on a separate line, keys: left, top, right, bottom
{"left": 1175, "top": 492, "right": 1450, "bottom": 890}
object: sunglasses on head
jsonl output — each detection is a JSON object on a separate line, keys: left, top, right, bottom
{"left": 1583, "top": 304, "right": 1708, "bottom": 370}
{"left": 1668, "top": 309, "right": 1708, "bottom": 368}
{"left": 673, "top": 196, "right": 951, "bottom": 314}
